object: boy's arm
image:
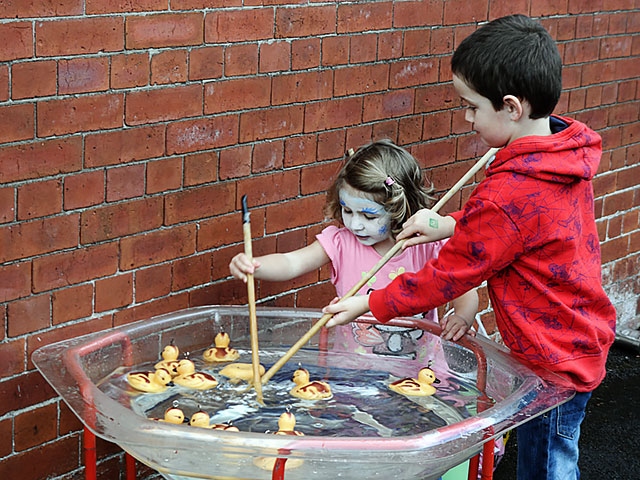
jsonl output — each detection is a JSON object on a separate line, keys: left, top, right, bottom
{"left": 229, "top": 240, "right": 330, "bottom": 283}
{"left": 397, "top": 209, "right": 457, "bottom": 248}
{"left": 440, "top": 289, "right": 479, "bottom": 341}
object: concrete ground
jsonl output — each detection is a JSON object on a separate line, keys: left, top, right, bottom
{"left": 493, "top": 341, "right": 640, "bottom": 479}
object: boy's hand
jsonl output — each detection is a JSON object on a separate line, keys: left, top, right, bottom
{"left": 397, "top": 209, "right": 456, "bottom": 248}
{"left": 440, "top": 313, "right": 475, "bottom": 342}
{"left": 229, "top": 253, "right": 260, "bottom": 283}
{"left": 323, "top": 295, "right": 370, "bottom": 328}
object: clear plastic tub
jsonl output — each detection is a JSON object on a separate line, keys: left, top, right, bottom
{"left": 32, "top": 306, "right": 574, "bottom": 480}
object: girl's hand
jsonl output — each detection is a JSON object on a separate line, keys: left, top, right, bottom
{"left": 323, "top": 296, "right": 370, "bottom": 328}
{"left": 397, "top": 209, "right": 456, "bottom": 248}
{"left": 229, "top": 253, "right": 260, "bottom": 283}
{"left": 440, "top": 313, "right": 475, "bottom": 342}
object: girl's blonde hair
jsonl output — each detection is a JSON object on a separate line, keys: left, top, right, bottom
{"left": 325, "top": 139, "right": 435, "bottom": 238}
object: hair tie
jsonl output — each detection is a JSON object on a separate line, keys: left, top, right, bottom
{"left": 385, "top": 176, "right": 395, "bottom": 186}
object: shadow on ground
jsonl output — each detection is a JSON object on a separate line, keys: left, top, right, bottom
{"left": 493, "top": 342, "right": 640, "bottom": 479}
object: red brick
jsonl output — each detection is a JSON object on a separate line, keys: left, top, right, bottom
{"left": 443, "top": 0, "right": 489, "bottom": 25}
{"left": 404, "top": 28, "right": 433, "bottom": 56}
{"left": 120, "top": 225, "right": 196, "bottom": 270}
{"left": 317, "top": 129, "right": 346, "bottom": 161}
{"left": 412, "top": 138, "right": 456, "bottom": 169}
{"left": 204, "top": 77, "right": 271, "bottom": 114}
{"left": 166, "top": 114, "right": 239, "bottom": 155}
{"left": 106, "top": 164, "right": 146, "bottom": 202}
{"left": 394, "top": 0, "right": 444, "bottom": 27}
{"left": 304, "top": 97, "right": 362, "bottom": 133}
{"left": 0, "top": 371, "right": 55, "bottom": 417}
{"left": 301, "top": 161, "right": 338, "bottom": 196}
{"left": 253, "top": 140, "right": 284, "bottom": 173}
{"left": 17, "top": 179, "right": 62, "bottom": 220}
{"left": 0, "top": 418, "right": 11, "bottom": 458}
{"left": 147, "top": 157, "right": 183, "bottom": 194}
{"left": 0, "top": 338, "right": 26, "bottom": 377}
{"left": 373, "top": 120, "right": 400, "bottom": 143}
{"left": 135, "top": 264, "right": 172, "bottom": 302}
{"left": 236, "top": 170, "right": 300, "bottom": 208}
{"left": 35, "top": 17, "right": 123, "bottom": 56}
{"left": 265, "top": 195, "right": 325, "bottom": 234}
{"left": 63, "top": 170, "right": 105, "bottom": 210}
{"left": 126, "top": 12, "right": 203, "bottom": 48}
{"left": 0, "top": 434, "right": 79, "bottom": 480}
{"left": 11, "top": 60, "right": 57, "bottom": 99}
{"left": 379, "top": 31, "right": 403, "bottom": 60}
{"left": 284, "top": 135, "right": 317, "bottom": 167}
{"left": 0, "top": 187, "right": 15, "bottom": 224}
{"left": 7, "top": 293, "right": 51, "bottom": 337}
{"left": 259, "top": 41, "right": 291, "bottom": 73}
{"left": 165, "top": 182, "right": 235, "bottom": 225}
{"left": 0, "top": 262, "right": 31, "bottom": 303}
{"left": 322, "top": 36, "right": 349, "bottom": 66}
{"left": 337, "top": 3, "right": 391, "bottom": 33}
{"left": 1, "top": 0, "right": 83, "bottom": 18}
{"left": 334, "top": 64, "right": 388, "bottom": 97}
{"left": 80, "top": 198, "right": 164, "bottom": 243}
{"left": 430, "top": 28, "right": 454, "bottom": 55}
{"left": 58, "top": 57, "right": 109, "bottom": 95}
{"left": 52, "top": 283, "right": 93, "bottom": 324}
{"left": 0, "top": 103, "right": 34, "bottom": 143}
{"left": 189, "top": 46, "right": 224, "bottom": 80}
{"left": 423, "top": 110, "right": 454, "bottom": 140}
{"left": 604, "top": 190, "right": 635, "bottom": 216}
{"left": 292, "top": 37, "right": 321, "bottom": 70}
{"left": 184, "top": 151, "right": 218, "bottom": 186}
{"left": 85, "top": 126, "right": 165, "bottom": 168}
{"left": 272, "top": 70, "right": 332, "bottom": 105}
{"left": 125, "top": 84, "right": 202, "bottom": 125}
{"left": 86, "top": 0, "right": 167, "bottom": 14}
{"left": 197, "top": 211, "right": 250, "bottom": 251}
{"left": 224, "top": 43, "right": 259, "bottom": 76}
{"left": 415, "top": 83, "right": 456, "bottom": 113}
{"left": 32, "top": 243, "right": 118, "bottom": 292}
{"left": 59, "top": 402, "right": 82, "bottom": 435}
{"left": 219, "top": 145, "right": 251, "bottom": 180}
{"left": 113, "top": 293, "right": 188, "bottom": 327}
{"left": 111, "top": 52, "right": 150, "bottom": 89}
{"left": 0, "top": 22, "right": 32, "bottom": 61}
{"left": 205, "top": 8, "right": 273, "bottom": 42}
{"left": 350, "top": 33, "right": 377, "bottom": 63}
{"left": 37, "top": 93, "right": 124, "bottom": 136}
{"left": 172, "top": 253, "right": 212, "bottom": 291}
{"left": 391, "top": 58, "right": 439, "bottom": 88}
{"left": 151, "top": 49, "right": 188, "bottom": 85}
{"left": 564, "top": 39, "right": 600, "bottom": 64}
{"left": 0, "top": 215, "right": 79, "bottom": 264}
{"left": 95, "top": 274, "right": 133, "bottom": 312}
{"left": 240, "top": 105, "right": 304, "bottom": 142}
{"left": 363, "top": 89, "right": 414, "bottom": 122}
{"left": 0, "top": 65, "right": 7, "bottom": 101}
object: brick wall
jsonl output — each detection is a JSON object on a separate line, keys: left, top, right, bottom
{"left": 0, "top": 1, "right": 638, "bottom": 478}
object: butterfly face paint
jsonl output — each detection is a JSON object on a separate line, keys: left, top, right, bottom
{"left": 339, "top": 184, "right": 392, "bottom": 247}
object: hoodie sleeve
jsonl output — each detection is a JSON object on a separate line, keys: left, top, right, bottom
{"left": 369, "top": 197, "right": 524, "bottom": 323}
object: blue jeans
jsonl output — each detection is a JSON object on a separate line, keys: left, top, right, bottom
{"left": 517, "top": 391, "right": 591, "bottom": 480}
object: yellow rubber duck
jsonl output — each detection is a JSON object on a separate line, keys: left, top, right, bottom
{"left": 189, "top": 410, "right": 240, "bottom": 432}
{"left": 388, "top": 366, "right": 440, "bottom": 397}
{"left": 173, "top": 359, "right": 218, "bottom": 390}
{"left": 154, "top": 344, "right": 181, "bottom": 376}
{"left": 203, "top": 332, "right": 240, "bottom": 363}
{"left": 254, "top": 412, "right": 304, "bottom": 471}
{"left": 274, "top": 411, "right": 304, "bottom": 436}
{"left": 159, "top": 406, "right": 185, "bottom": 424}
{"left": 126, "top": 368, "right": 173, "bottom": 393}
{"left": 290, "top": 368, "right": 332, "bottom": 400}
{"left": 219, "top": 362, "right": 265, "bottom": 382}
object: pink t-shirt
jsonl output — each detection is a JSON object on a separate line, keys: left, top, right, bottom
{"left": 317, "top": 225, "right": 446, "bottom": 361}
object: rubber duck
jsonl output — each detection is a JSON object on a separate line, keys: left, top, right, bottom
{"left": 388, "top": 366, "right": 440, "bottom": 397}
{"left": 160, "top": 406, "right": 185, "bottom": 424}
{"left": 173, "top": 359, "right": 218, "bottom": 390}
{"left": 274, "top": 411, "right": 304, "bottom": 436}
{"left": 219, "top": 362, "right": 265, "bottom": 382}
{"left": 189, "top": 410, "right": 240, "bottom": 432}
{"left": 126, "top": 368, "right": 173, "bottom": 393}
{"left": 203, "top": 332, "right": 240, "bottom": 363}
{"left": 289, "top": 367, "right": 332, "bottom": 400}
{"left": 154, "top": 344, "right": 181, "bottom": 376}
{"left": 254, "top": 412, "right": 304, "bottom": 471}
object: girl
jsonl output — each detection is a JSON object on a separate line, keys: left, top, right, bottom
{"left": 230, "top": 139, "right": 478, "bottom": 360}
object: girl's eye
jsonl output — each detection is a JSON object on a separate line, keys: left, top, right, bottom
{"left": 364, "top": 214, "right": 378, "bottom": 220}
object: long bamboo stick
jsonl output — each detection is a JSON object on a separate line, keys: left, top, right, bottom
{"left": 260, "top": 147, "right": 499, "bottom": 385}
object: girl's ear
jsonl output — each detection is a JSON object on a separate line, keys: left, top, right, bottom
{"left": 502, "top": 95, "right": 524, "bottom": 120}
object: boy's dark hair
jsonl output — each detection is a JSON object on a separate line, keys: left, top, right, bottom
{"left": 451, "top": 14, "right": 562, "bottom": 119}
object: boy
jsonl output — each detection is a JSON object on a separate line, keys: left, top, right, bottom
{"left": 323, "top": 14, "right": 616, "bottom": 480}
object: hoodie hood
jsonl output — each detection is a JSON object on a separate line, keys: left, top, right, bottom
{"left": 488, "top": 115, "right": 602, "bottom": 184}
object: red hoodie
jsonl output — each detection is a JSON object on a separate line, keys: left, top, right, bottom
{"left": 370, "top": 116, "right": 616, "bottom": 392}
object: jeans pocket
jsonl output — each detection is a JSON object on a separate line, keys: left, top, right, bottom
{"left": 556, "top": 392, "right": 590, "bottom": 440}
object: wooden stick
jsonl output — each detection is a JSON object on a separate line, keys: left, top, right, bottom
{"left": 260, "top": 147, "right": 499, "bottom": 385}
{"left": 241, "top": 195, "right": 264, "bottom": 404}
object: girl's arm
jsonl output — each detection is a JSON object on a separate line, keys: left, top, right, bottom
{"left": 440, "top": 289, "right": 479, "bottom": 341}
{"left": 229, "top": 240, "right": 330, "bottom": 283}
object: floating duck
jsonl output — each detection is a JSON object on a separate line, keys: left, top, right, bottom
{"left": 254, "top": 412, "right": 304, "bottom": 471}
{"left": 388, "top": 366, "right": 440, "bottom": 397}
{"left": 203, "top": 332, "right": 240, "bottom": 363}
{"left": 126, "top": 368, "right": 173, "bottom": 393}
{"left": 173, "top": 359, "right": 218, "bottom": 390}
{"left": 154, "top": 344, "right": 181, "bottom": 376}
{"left": 160, "top": 406, "right": 185, "bottom": 424}
{"left": 189, "top": 410, "right": 240, "bottom": 432}
{"left": 289, "top": 367, "right": 332, "bottom": 400}
{"left": 219, "top": 362, "right": 265, "bottom": 382}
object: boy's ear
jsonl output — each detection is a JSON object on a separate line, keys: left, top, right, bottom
{"left": 502, "top": 95, "right": 524, "bottom": 120}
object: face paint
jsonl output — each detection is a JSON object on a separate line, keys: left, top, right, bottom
{"left": 339, "top": 185, "right": 392, "bottom": 247}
